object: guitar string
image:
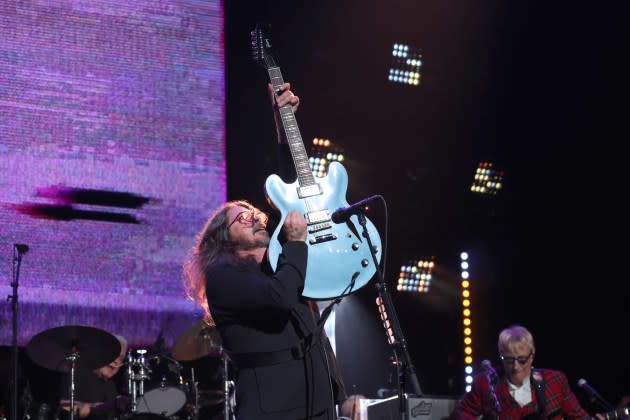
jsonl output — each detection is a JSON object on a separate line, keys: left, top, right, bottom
{"left": 274, "top": 79, "right": 316, "bottom": 217}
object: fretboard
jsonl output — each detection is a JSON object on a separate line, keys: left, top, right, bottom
{"left": 267, "top": 66, "right": 316, "bottom": 188}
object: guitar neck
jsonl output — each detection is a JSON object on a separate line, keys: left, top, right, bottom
{"left": 267, "top": 67, "right": 316, "bottom": 188}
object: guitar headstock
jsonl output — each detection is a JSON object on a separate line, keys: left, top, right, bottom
{"left": 251, "top": 23, "right": 278, "bottom": 70}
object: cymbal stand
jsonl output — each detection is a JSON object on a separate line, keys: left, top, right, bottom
{"left": 223, "top": 353, "right": 234, "bottom": 420}
{"left": 190, "top": 367, "right": 199, "bottom": 420}
{"left": 136, "top": 349, "right": 148, "bottom": 398}
{"left": 126, "top": 350, "right": 137, "bottom": 413}
{"left": 65, "top": 352, "right": 80, "bottom": 420}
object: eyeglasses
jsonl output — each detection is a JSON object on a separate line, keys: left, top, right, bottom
{"left": 500, "top": 351, "right": 533, "bottom": 365}
{"left": 227, "top": 209, "right": 268, "bottom": 229}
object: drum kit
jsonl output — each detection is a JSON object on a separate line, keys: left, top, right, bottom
{"left": 25, "top": 322, "right": 234, "bottom": 420}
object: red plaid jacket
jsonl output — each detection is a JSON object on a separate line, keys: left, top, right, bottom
{"left": 450, "top": 368, "right": 589, "bottom": 420}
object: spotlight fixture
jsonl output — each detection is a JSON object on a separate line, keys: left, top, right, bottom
{"left": 471, "top": 162, "right": 504, "bottom": 196}
{"left": 459, "top": 251, "right": 474, "bottom": 392}
{"left": 396, "top": 257, "right": 435, "bottom": 293}
{"left": 388, "top": 43, "right": 422, "bottom": 86}
{"left": 308, "top": 137, "right": 345, "bottom": 178}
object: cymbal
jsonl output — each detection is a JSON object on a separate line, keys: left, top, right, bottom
{"left": 171, "top": 319, "right": 222, "bottom": 362}
{"left": 27, "top": 325, "right": 121, "bottom": 372}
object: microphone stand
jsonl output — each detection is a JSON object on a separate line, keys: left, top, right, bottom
{"left": 8, "top": 245, "right": 28, "bottom": 420}
{"left": 487, "top": 373, "right": 501, "bottom": 417}
{"left": 357, "top": 214, "right": 422, "bottom": 420}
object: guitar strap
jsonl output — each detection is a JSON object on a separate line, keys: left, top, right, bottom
{"left": 531, "top": 369, "right": 547, "bottom": 418}
{"left": 316, "top": 298, "right": 342, "bottom": 332}
{"left": 297, "top": 299, "right": 341, "bottom": 349}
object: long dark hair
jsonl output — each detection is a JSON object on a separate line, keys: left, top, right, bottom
{"left": 183, "top": 199, "right": 259, "bottom": 323}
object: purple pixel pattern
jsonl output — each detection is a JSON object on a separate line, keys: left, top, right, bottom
{"left": 0, "top": 0, "right": 225, "bottom": 349}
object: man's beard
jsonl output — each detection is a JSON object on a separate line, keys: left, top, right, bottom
{"left": 253, "top": 235, "right": 270, "bottom": 248}
{"left": 234, "top": 232, "right": 270, "bottom": 250}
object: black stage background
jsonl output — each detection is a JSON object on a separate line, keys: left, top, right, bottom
{"left": 224, "top": 0, "right": 629, "bottom": 410}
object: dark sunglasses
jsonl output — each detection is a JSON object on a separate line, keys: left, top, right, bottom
{"left": 500, "top": 351, "right": 533, "bottom": 365}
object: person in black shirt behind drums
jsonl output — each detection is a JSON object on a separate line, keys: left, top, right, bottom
{"left": 59, "top": 334, "right": 129, "bottom": 420}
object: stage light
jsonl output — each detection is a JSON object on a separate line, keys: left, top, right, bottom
{"left": 396, "top": 257, "right": 435, "bottom": 293}
{"left": 376, "top": 296, "right": 396, "bottom": 345}
{"left": 388, "top": 43, "right": 422, "bottom": 86}
{"left": 471, "top": 162, "right": 504, "bottom": 196}
{"left": 309, "top": 137, "right": 345, "bottom": 178}
{"left": 460, "top": 251, "right": 475, "bottom": 392}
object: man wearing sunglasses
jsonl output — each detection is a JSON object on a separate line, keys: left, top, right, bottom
{"left": 183, "top": 83, "right": 346, "bottom": 420}
{"left": 451, "top": 324, "right": 593, "bottom": 420}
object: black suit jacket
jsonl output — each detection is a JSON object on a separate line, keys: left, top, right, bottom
{"left": 205, "top": 242, "right": 344, "bottom": 419}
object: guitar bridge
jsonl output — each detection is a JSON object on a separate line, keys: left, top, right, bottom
{"left": 309, "top": 232, "right": 337, "bottom": 245}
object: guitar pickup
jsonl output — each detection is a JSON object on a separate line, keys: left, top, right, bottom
{"left": 308, "top": 222, "right": 332, "bottom": 233}
{"left": 297, "top": 184, "right": 322, "bottom": 198}
{"left": 309, "top": 232, "right": 337, "bottom": 245}
{"left": 305, "top": 210, "right": 329, "bottom": 224}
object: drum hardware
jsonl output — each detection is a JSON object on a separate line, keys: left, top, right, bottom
{"left": 126, "top": 349, "right": 153, "bottom": 413}
{"left": 66, "top": 352, "right": 79, "bottom": 420}
{"left": 126, "top": 350, "right": 187, "bottom": 418}
{"left": 171, "top": 319, "right": 237, "bottom": 420}
{"left": 222, "top": 355, "right": 235, "bottom": 420}
{"left": 135, "top": 350, "right": 151, "bottom": 397}
{"left": 189, "top": 367, "right": 199, "bottom": 419}
{"left": 25, "top": 325, "right": 121, "bottom": 420}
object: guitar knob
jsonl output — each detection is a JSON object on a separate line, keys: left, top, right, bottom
{"left": 361, "top": 259, "right": 369, "bottom": 267}
{"left": 352, "top": 243, "right": 360, "bottom": 251}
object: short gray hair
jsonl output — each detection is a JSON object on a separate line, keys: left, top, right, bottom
{"left": 497, "top": 324, "right": 535, "bottom": 354}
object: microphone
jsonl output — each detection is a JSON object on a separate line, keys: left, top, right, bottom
{"left": 577, "top": 378, "right": 614, "bottom": 411}
{"left": 331, "top": 195, "right": 379, "bottom": 224}
{"left": 481, "top": 359, "right": 494, "bottom": 371}
{"left": 14, "top": 243, "right": 29, "bottom": 254}
{"left": 481, "top": 360, "right": 498, "bottom": 382}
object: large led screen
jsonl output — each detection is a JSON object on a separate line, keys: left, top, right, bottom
{"left": 0, "top": 0, "right": 225, "bottom": 349}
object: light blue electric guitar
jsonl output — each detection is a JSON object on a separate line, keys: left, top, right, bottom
{"left": 251, "top": 24, "right": 382, "bottom": 299}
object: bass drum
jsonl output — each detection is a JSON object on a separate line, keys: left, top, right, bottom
{"left": 135, "top": 355, "right": 187, "bottom": 417}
